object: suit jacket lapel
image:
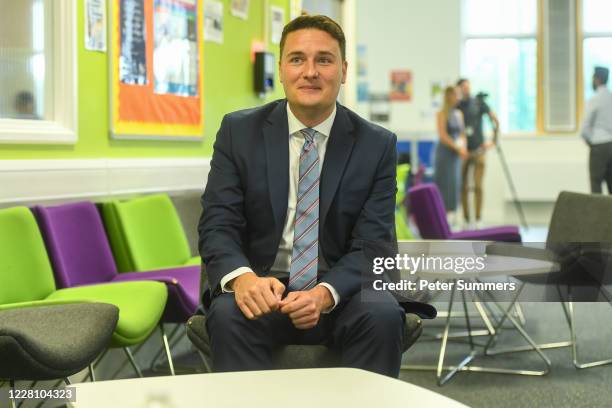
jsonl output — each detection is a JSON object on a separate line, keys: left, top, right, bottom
{"left": 263, "top": 100, "right": 290, "bottom": 233}
{"left": 320, "top": 104, "right": 355, "bottom": 230}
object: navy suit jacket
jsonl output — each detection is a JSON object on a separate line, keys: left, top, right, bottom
{"left": 198, "top": 99, "right": 436, "bottom": 319}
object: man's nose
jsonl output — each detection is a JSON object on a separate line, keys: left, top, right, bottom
{"left": 303, "top": 60, "right": 319, "bottom": 79}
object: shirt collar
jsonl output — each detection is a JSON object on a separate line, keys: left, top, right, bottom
{"left": 287, "top": 103, "right": 336, "bottom": 138}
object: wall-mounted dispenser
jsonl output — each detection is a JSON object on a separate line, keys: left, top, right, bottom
{"left": 254, "top": 51, "right": 275, "bottom": 96}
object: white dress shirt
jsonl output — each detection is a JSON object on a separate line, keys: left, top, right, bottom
{"left": 220, "top": 103, "right": 340, "bottom": 310}
{"left": 581, "top": 85, "right": 612, "bottom": 145}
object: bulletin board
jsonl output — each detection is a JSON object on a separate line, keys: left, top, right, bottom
{"left": 109, "top": 0, "right": 204, "bottom": 139}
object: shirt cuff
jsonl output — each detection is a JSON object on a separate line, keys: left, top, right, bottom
{"left": 317, "top": 282, "right": 339, "bottom": 313}
{"left": 220, "top": 267, "right": 254, "bottom": 293}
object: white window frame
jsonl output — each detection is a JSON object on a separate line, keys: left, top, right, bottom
{"left": 0, "top": 0, "right": 77, "bottom": 144}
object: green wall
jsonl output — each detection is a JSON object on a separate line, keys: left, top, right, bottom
{"left": 0, "top": 0, "right": 288, "bottom": 159}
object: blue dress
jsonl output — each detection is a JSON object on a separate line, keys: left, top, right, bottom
{"left": 433, "top": 109, "right": 463, "bottom": 212}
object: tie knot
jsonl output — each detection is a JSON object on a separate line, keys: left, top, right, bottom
{"left": 301, "top": 128, "right": 316, "bottom": 143}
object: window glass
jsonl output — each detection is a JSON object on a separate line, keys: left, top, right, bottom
{"left": 0, "top": 0, "right": 52, "bottom": 120}
{"left": 583, "top": 38, "right": 612, "bottom": 100}
{"left": 463, "top": 0, "right": 537, "bottom": 36}
{"left": 464, "top": 39, "right": 537, "bottom": 132}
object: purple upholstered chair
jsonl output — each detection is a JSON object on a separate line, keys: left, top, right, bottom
{"left": 408, "top": 183, "right": 521, "bottom": 242}
{"left": 33, "top": 202, "right": 200, "bottom": 323}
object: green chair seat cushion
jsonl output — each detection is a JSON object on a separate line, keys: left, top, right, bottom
{"left": 0, "top": 303, "right": 118, "bottom": 380}
{"left": 184, "top": 256, "right": 201, "bottom": 267}
{"left": 46, "top": 281, "right": 167, "bottom": 347}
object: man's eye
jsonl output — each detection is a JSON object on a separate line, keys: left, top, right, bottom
{"left": 290, "top": 57, "right": 302, "bottom": 63}
{"left": 319, "top": 57, "right": 332, "bottom": 64}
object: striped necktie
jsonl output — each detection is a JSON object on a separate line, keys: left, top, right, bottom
{"left": 289, "top": 128, "right": 320, "bottom": 291}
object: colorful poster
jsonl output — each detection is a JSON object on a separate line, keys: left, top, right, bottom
{"left": 153, "top": 0, "right": 199, "bottom": 96}
{"left": 110, "top": 0, "right": 204, "bottom": 139}
{"left": 390, "top": 70, "right": 412, "bottom": 101}
{"left": 270, "top": 6, "right": 285, "bottom": 44}
{"left": 230, "top": 0, "right": 249, "bottom": 20}
{"left": 85, "top": 0, "right": 107, "bottom": 52}
{"left": 120, "top": 0, "right": 148, "bottom": 85}
{"left": 204, "top": 1, "right": 223, "bottom": 44}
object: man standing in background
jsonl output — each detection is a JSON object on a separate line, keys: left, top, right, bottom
{"left": 581, "top": 66, "right": 612, "bottom": 194}
{"left": 456, "top": 78, "right": 499, "bottom": 229}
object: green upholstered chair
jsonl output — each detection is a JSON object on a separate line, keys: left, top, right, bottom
{"left": 101, "top": 194, "right": 200, "bottom": 273}
{"left": 0, "top": 206, "right": 168, "bottom": 378}
{"left": 396, "top": 163, "right": 414, "bottom": 240}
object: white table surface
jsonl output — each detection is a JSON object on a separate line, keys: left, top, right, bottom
{"left": 410, "top": 254, "right": 558, "bottom": 279}
{"left": 69, "top": 368, "right": 470, "bottom": 408}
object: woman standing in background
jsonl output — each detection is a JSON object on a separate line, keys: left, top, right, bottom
{"left": 433, "top": 86, "right": 467, "bottom": 226}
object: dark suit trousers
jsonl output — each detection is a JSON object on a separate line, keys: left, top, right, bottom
{"left": 589, "top": 142, "right": 612, "bottom": 194}
{"left": 206, "top": 289, "right": 406, "bottom": 377}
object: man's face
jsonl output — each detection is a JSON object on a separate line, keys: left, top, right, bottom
{"left": 593, "top": 75, "right": 600, "bottom": 91}
{"left": 279, "top": 28, "right": 347, "bottom": 113}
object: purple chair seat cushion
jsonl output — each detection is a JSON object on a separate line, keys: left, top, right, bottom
{"left": 450, "top": 226, "right": 521, "bottom": 242}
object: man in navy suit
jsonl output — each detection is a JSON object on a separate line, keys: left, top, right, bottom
{"left": 198, "top": 15, "right": 433, "bottom": 377}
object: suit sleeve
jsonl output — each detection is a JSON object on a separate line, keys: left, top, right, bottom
{"left": 319, "top": 132, "right": 398, "bottom": 300}
{"left": 198, "top": 115, "right": 251, "bottom": 293}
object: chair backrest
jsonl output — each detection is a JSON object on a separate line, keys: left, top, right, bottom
{"left": 396, "top": 163, "right": 411, "bottom": 206}
{"left": 0, "top": 207, "right": 57, "bottom": 304}
{"left": 407, "top": 183, "right": 452, "bottom": 239}
{"left": 35, "top": 202, "right": 118, "bottom": 288}
{"left": 547, "top": 191, "right": 612, "bottom": 243}
{"left": 102, "top": 194, "right": 192, "bottom": 272}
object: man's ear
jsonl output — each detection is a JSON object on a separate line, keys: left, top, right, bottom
{"left": 278, "top": 60, "right": 283, "bottom": 83}
{"left": 341, "top": 60, "right": 348, "bottom": 84}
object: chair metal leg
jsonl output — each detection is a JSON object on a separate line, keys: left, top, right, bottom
{"left": 88, "top": 364, "right": 96, "bottom": 382}
{"left": 513, "top": 301, "right": 526, "bottom": 326}
{"left": 402, "top": 283, "right": 475, "bottom": 385}
{"left": 159, "top": 324, "right": 176, "bottom": 376}
{"left": 403, "top": 278, "right": 551, "bottom": 384}
{"left": 149, "top": 323, "right": 182, "bottom": 373}
{"left": 124, "top": 347, "right": 144, "bottom": 378}
{"left": 563, "top": 298, "right": 612, "bottom": 369}
{"left": 110, "top": 342, "right": 146, "bottom": 379}
{"left": 9, "top": 379, "right": 17, "bottom": 408}
{"left": 480, "top": 286, "right": 551, "bottom": 375}
{"left": 483, "top": 282, "right": 571, "bottom": 356}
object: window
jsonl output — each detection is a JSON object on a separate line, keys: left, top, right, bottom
{"left": 0, "top": 0, "right": 76, "bottom": 144}
{"left": 461, "top": 0, "right": 538, "bottom": 133}
{"left": 582, "top": 0, "right": 612, "bottom": 100}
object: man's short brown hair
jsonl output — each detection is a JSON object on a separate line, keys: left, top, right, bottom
{"left": 280, "top": 15, "right": 346, "bottom": 61}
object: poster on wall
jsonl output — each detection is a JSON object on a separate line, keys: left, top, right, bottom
{"left": 110, "top": 0, "right": 204, "bottom": 139}
{"left": 270, "top": 6, "right": 285, "bottom": 44}
{"left": 153, "top": 0, "right": 199, "bottom": 96}
{"left": 120, "top": 0, "right": 148, "bottom": 85}
{"left": 204, "top": 1, "right": 224, "bottom": 44}
{"left": 230, "top": 0, "right": 249, "bottom": 20}
{"left": 390, "top": 70, "right": 412, "bottom": 102}
{"left": 85, "top": 0, "right": 107, "bottom": 52}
